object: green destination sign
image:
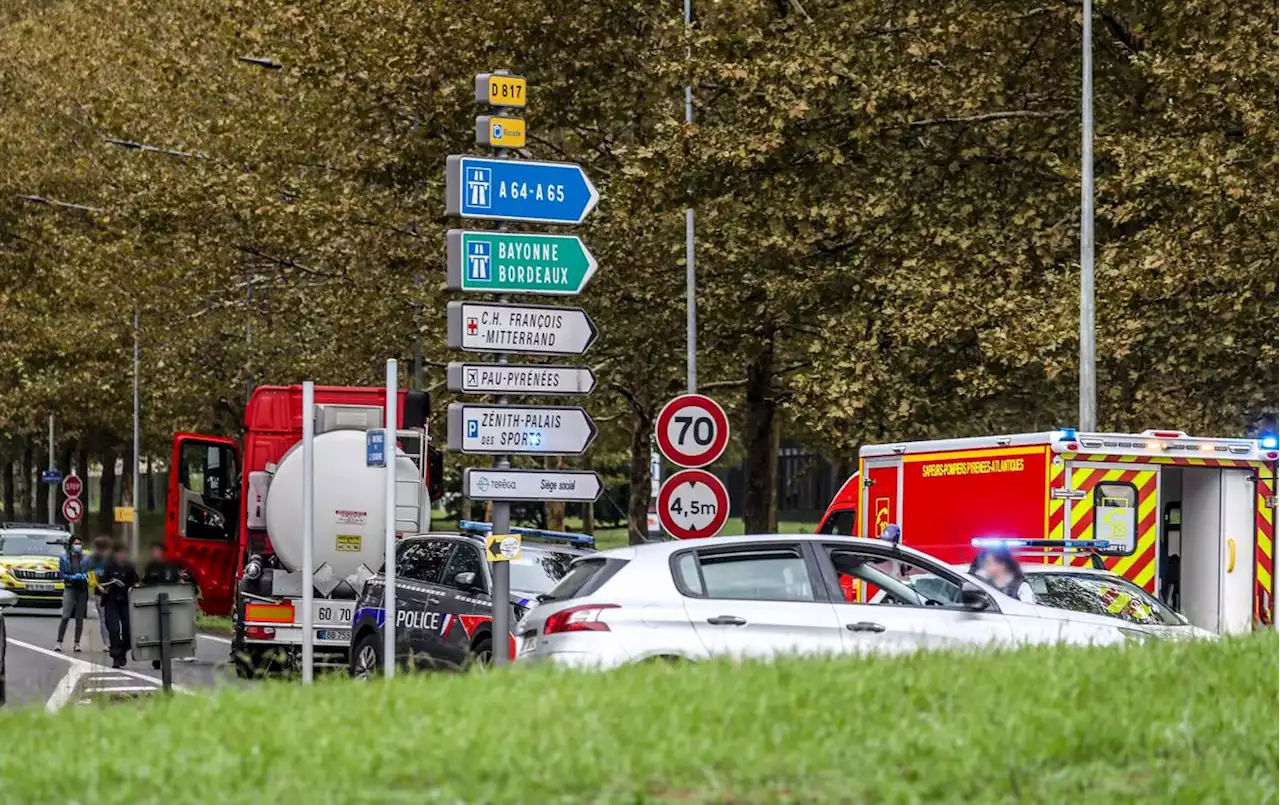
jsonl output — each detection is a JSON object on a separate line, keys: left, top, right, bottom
{"left": 446, "top": 230, "right": 597, "bottom": 295}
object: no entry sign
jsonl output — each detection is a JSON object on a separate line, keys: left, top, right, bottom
{"left": 655, "top": 394, "right": 729, "bottom": 468}
{"left": 61, "top": 497, "right": 84, "bottom": 524}
{"left": 658, "top": 469, "right": 729, "bottom": 539}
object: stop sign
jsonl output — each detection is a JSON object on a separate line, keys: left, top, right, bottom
{"left": 62, "top": 473, "right": 83, "bottom": 498}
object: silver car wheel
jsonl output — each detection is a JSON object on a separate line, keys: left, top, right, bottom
{"left": 353, "top": 643, "right": 378, "bottom": 680}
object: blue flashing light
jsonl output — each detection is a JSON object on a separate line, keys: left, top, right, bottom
{"left": 458, "top": 520, "right": 595, "bottom": 548}
{"left": 1055, "top": 428, "right": 1078, "bottom": 442}
{"left": 971, "top": 537, "right": 1111, "bottom": 551}
{"left": 1261, "top": 435, "right": 1278, "bottom": 450}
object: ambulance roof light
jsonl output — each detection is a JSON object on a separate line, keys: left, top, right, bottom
{"left": 1261, "top": 436, "right": 1278, "bottom": 449}
{"left": 971, "top": 537, "right": 1113, "bottom": 551}
{"left": 1141, "top": 429, "right": 1186, "bottom": 438}
{"left": 1055, "top": 428, "right": 1078, "bottom": 442}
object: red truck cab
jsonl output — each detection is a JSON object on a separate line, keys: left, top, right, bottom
{"left": 165, "top": 385, "right": 440, "bottom": 614}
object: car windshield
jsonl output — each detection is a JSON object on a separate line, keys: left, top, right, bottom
{"left": 508, "top": 548, "right": 579, "bottom": 596}
{"left": 0, "top": 535, "right": 66, "bottom": 557}
{"left": 1025, "top": 572, "right": 1184, "bottom": 626}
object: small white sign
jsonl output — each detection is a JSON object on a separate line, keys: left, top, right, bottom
{"left": 447, "top": 404, "right": 597, "bottom": 456}
{"left": 447, "top": 362, "right": 596, "bottom": 396}
{"left": 464, "top": 468, "right": 603, "bottom": 502}
{"left": 447, "top": 301, "right": 597, "bottom": 356}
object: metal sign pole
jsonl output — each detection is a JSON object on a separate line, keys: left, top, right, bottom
{"left": 1079, "top": 0, "right": 1096, "bottom": 431}
{"left": 300, "top": 381, "right": 315, "bottom": 683}
{"left": 132, "top": 308, "right": 141, "bottom": 556}
{"left": 383, "top": 360, "right": 398, "bottom": 679}
{"left": 684, "top": 0, "right": 697, "bottom": 395}
{"left": 491, "top": 99, "right": 514, "bottom": 667}
{"left": 46, "top": 414, "right": 55, "bottom": 525}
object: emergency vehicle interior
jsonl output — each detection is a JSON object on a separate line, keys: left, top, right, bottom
{"left": 1157, "top": 466, "right": 1255, "bottom": 634}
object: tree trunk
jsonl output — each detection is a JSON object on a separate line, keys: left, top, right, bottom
{"left": 1, "top": 451, "right": 13, "bottom": 519}
{"left": 21, "top": 440, "right": 33, "bottom": 520}
{"left": 545, "top": 456, "right": 566, "bottom": 531}
{"left": 627, "top": 407, "right": 654, "bottom": 545}
{"left": 581, "top": 457, "right": 595, "bottom": 535}
{"left": 76, "top": 445, "right": 90, "bottom": 539}
{"left": 56, "top": 443, "right": 72, "bottom": 530}
{"left": 98, "top": 447, "right": 118, "bottom": 536}
{"left": 742, "top": 327, "right": 779, "bottom": 533}
{"left": 35, "top": 449, "right": 48, "bottom": 524}
{"left": 145, "top": 456, "right": 155, "bottom": 510}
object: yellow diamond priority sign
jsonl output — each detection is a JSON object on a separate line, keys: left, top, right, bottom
{"left": 485, "top": 534, "right": 522, "bottom": 563}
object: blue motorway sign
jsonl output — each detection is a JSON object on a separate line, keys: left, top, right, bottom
{"left": 445, "top": 156, "right": 599, "bottom": 225}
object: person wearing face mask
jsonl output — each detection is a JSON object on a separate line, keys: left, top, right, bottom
{"left": 55, "top": 537, "right": 91, "bottom": 652}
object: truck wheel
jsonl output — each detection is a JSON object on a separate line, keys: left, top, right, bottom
{"left": 470, "top": 636, "right": 493, "bottom": 667}
{"left": 350, "top": 632, "right": 382, "bottom": 680}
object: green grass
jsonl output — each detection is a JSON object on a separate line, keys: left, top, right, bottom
{"left": 196, "top": 613, "right": 234, "bottom": 635}
{"left": 1, "top": 634, "right": 1274, "bottom": 803}
{"left": 431, "top": 517, "right": 819, "bottom": 552}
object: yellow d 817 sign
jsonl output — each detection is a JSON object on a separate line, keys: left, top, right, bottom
{"left": 475, "top": 115, "right": 526, "bottom": 149}
{"left": 114, "top": 506, "right": 135, "bottom": 524}
{"left": 475, "top": 73, "right": 527, "bottom": 108}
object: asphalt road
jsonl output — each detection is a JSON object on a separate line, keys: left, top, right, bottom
{"left": 3, "top": 604, "right": 238, "bottom": 710}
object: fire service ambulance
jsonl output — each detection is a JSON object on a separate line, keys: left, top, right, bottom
{"left": 818, "top": 429, "right": 1276, "bottom": 635}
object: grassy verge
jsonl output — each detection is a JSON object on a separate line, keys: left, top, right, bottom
{"left": 1, "top": 634, "right": 1275, "bottom": 803}
{"left": 195, "top": 613, "right": 234, "bottom": 635}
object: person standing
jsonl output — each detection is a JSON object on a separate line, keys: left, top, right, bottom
{"left": 88, "top": 536, "right": 113, "bottom": 650}
{"left": 142, "top": 543, "right": 183, "bottom": 585}
{"left": 99, "top": 547, "right": 139, "bottom": 668}
{"left": 55, "top": 537, "right": 91, "bottom": 652}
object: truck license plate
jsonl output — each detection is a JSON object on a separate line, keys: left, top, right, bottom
{"left": 318, "top": 629, "right": 351, "bottom": 642}
{"left": 26, "top": 582, "right": 55, "bottom": 592}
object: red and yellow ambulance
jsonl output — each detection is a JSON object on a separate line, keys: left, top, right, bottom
{"left": 818, "top": 429, "right": 1276, "bottom": 634}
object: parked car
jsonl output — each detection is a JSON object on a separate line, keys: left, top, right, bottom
{"left": 516, "top": 534, "right": 1207, "bottom": 669}
{"left": 1, "top": 588, "right": 17, "bottom": 705}
{"left": 349, "top": 527, "right": 593, "bottom": 677}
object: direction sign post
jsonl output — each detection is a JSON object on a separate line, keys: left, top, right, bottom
{"left": 447, "top": 231, "right": 596, "bottom": 295}
{"left": 464, "top": 468, "right": 603, "bottom": 502}
{"left": 658, "top": 469, "right": 730, "bottom": 539}
{"left": 447, "top": 362, "right": 596, "bottom": 396}
{"left": 447, "top": 404, "right": 596, "bottom": 456}
{"left": 450, "top": 72, "right": 598, "bottom": 666}
{"left": 446, "top": 301, "right": 597, "bottom": 356}
{"left": 446, "top": 156, "right": 599, "bottom": 225}
{"left": 655, "top": 394, "right": 731, "bottom": 468}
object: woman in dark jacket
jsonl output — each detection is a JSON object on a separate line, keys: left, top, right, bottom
{"left": 971, "top": 547, "right": 1037, "bottom": 604}
{"left": 55, "top": 537, "right": 90, "bottom": 652}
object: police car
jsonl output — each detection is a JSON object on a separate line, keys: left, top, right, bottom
{"left": 349, "top": 522, "right": 594, "bottom": 677}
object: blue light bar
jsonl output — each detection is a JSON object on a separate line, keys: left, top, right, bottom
{"left": 1055, "top": 428, "right": 1078, "bottom": 442}
{"left": 1262, "top": 436, "right": 1278, "bottom": 450}
{"left": 971, "top": 537, "right": 1112, "bottom": 551}
{"left": 459, "top": 520, "right": 595, "bottom": 548}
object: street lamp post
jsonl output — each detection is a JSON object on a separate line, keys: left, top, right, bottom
{"left": 1079, "top": 0, "right": 1096, "bottom": 431}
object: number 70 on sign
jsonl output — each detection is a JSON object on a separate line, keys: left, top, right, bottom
{"left": 655, "top": 394, "right": 730, "bottom": 469}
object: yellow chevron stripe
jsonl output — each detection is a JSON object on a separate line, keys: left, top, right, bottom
{"left": 1258, "top": 530, "right": 1273, "bottom": 560}
{"left": 1133, "top": 561, "right": 1156, "bottom": 590}
{"left": 1260, "top": 500, "right": 1273, "bottom": 526}
{"left": 1258, "top": 563, "right": 1272, "bottom": 594}
{"left": 1185, "top": 457, "right": 1207, "bottom": 466}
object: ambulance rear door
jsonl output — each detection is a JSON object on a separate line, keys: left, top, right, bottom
{"left": 1063, "top": 459, "right": 1160, "bottom": 593}
{"left": 860, "top": 458, "right": 902, "bottom": 540}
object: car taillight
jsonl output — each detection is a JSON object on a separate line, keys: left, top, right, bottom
{"left": 542, "top": 604, "right": 619, "bottom": 635}
{"left": 245, "top": 626, "right": 276, "bottom": 640}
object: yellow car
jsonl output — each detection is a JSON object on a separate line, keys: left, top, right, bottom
{"left": 0, "top": 528, "right": 71, "bottom": 608}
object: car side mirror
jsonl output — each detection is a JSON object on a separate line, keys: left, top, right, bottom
{"left": 959, "top": 581, "right": 990, "bottom": 611}
{"left": 455, "top": 571, "right": 480, "bottom": 591}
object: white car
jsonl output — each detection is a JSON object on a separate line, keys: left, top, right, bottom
{"left": 516, "top": 534, "right": 1207, "bottom": 669}
{"left": 0, "top": 588, "right": 17, "bottom": 705}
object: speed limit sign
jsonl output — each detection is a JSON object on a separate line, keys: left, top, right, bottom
{"left": 658, "top": 469, "right": 729, "bottom": 539}
{"left": 655, "top": 394, "right": 729, "bottom": 468}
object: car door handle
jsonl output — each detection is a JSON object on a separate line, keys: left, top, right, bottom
{"left": 846, "top": 621, "right": 886, "bottom": 633}
{"left": 706, "top": 615, "right": 747, "bottom": 626}
{"left": 427, "top": 597, "right": 441, "bottom": 605}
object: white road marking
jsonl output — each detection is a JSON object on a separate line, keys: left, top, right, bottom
{"left": 199, "top": 633, "right": 233, "bottom": 645}
{"left": 84, "top": 684, "right": 157, "bottom": 694}
{"left": 7, "top": 637, "right": 189, "bottom": 711}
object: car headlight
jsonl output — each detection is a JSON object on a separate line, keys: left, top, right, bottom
{"left": 1117, "top": 627, "right": 1159, "bottom": 642}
